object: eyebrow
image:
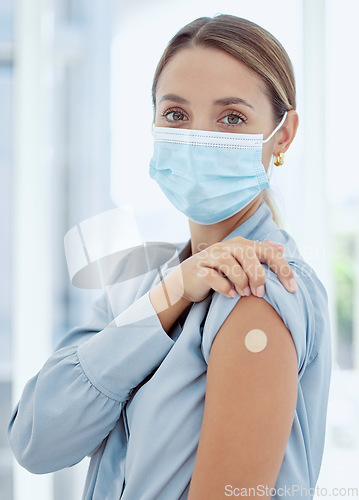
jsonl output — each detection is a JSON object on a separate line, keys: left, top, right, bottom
{"left": 214, "top": 97, "right": 255, "bottom": 110}
{"left": 158, "top": 94, "right": 255, "bottom": 110}
{"left": 159, "top": 94, "right": 190, "bottom": 105}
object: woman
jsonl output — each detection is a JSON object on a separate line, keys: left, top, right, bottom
{"left": 8, "top": 15, "right": 332, "bottom": 500}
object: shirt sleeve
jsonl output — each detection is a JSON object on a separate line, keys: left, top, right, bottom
{"left": 7, "top": 289, "right": 174, "bottom": 474}
{"left": 201, "top": 261, "right": 325, "bottom": 379}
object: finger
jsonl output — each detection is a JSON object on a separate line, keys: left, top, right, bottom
{"left": 204, "top": 267, "right": 239, "bottom": 298}
{"left": 207, "top": 252, "right": 251, "bottom": 296}
{"left": 206, "top": 250, "right": 251, "bottom": 297}
{"left": 231, "top": 245, "right": 267, "bottom": 297}
{"left": 255, "top": 244, "right": 298, "bottom": 292}
{"left": 217, "top": 256, "right": 251, "bottom": 296}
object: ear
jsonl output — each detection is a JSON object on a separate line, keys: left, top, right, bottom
{"left": 274, "top": 110, "right": 299, "bottom": 155}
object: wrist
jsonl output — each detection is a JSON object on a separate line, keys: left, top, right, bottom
{"left": 162, "top": 266, "right": 191, "bottom": 306}
{"left": 150, "top": 271, "right": 189, "bottom": 313}
{"left": 149, "top": 269, "right": 192, "bottom": 334}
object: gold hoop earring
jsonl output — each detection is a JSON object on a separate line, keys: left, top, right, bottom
{"left": 274, "top": 152, "right": 285, "bottom": 166}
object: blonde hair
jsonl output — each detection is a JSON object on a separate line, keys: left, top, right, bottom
{"left": 152, "top": 14, "right": 296, "bottom": 226}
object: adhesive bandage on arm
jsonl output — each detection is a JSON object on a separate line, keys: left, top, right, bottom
{"left": 244, "top": 329, "right": 268, "bottom": 353}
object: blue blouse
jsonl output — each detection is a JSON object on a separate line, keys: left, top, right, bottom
{"left": 8, "top": 200, "right": 332, "bottom": 499}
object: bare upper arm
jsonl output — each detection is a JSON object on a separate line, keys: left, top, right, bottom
{"left": 188, "top": 294, "right": 298, "bottom": 500}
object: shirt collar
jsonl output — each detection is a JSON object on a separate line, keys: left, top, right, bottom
{"left": 175, "top": 200, "right": 278, "bottom": 265}
{"left": 222, "top": 200, "right": 277, "bottom": 243}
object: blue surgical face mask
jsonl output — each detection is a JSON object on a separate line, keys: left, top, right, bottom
{"left": 149, "top": 112, "right": 287, "bottom": 225}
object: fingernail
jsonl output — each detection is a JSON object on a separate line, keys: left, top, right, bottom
{"left": 288, "top": 279, "right": 298, "bottom": 292}
{"left": 256, "top": 285, "right": 265, "bottom": 297}
{"left": 228, "top": 289, "right": 238, "bottom": 298}
{"left": 243, "top": 286, "right": 251, "bottom": 296}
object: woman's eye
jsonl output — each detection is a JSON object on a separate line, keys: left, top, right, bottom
{"left": 164, "top": 110, "right": 188, "bottom": 122}
{"left": 220, "top": 113, "right": 244, "bottom": 125}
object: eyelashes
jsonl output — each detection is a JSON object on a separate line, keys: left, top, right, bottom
{"left": 160, "top": 107, "right": 248, "bottom": 127}
{"left": 161, "top": 108, "right": 189, "bottom": 123}
{"left": 219, "top": 111, "right": 247, "bottom": 126}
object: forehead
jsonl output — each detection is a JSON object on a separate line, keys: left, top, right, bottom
{"left": 156, "top": 46, "right": 269, "bottom": 107}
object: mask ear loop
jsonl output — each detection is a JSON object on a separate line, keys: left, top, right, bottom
{"left": 265, "top": 112, "right": 288, "bottom": 184}
{"left": 267, "top": 154, "right": 275, "bottom": 182}
{"left": 262, "top": 111, "right": 288, "bottom": 144}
